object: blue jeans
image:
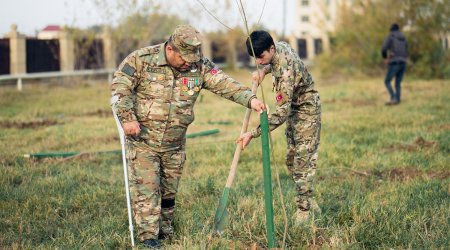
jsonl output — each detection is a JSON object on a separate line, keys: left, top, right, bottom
{"left": 384, "top": 62, "right": 406, "bottom": 102}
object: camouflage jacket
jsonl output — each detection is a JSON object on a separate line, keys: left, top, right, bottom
{"left": 111, "top": 43, "right": 255, "bottom": 152}
{"left": 251, "top": 41, "right": 321, "bottom": 137}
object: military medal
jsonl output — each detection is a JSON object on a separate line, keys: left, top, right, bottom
{"left": 188, "top": 90, "right": 195, "bottom": 95}
{"left": 194, "top": 78, "right": 200, "bottom": 92}
{"left": 157, "top": 75, "right": 164, "bottom": 81}
{"left": 181, "top": 77, "right": 188, "bottom": 92}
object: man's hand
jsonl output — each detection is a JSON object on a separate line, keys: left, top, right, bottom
{"left": 250, "top": 98, "right": 266, "bottom": 113}
{"left": 236, "top": 132, "right": 253, "bottom": 150}
{"left": 252, "top": 68, "right": 266, "bottom": 84}
{"left": 122, "top": 121, "right": 141, "bottom": 136}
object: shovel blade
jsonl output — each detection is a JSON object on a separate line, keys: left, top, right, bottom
{"left": 213, "top": 187, "right": 231, "bottom": 234}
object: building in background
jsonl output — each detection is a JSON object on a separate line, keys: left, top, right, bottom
{"left": 37, "top": 25, "right": 61, "bottom": 40}
{"left": 287, "top": 0, "right": 342, "bottom": 61}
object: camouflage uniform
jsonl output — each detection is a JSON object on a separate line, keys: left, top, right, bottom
{"left": 111, "top": 25, "right": 256, "bottom": 241}
{"left": 251, "top": 41, "right": 321, "bottom": 212}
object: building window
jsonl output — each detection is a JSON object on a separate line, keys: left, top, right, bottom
{"left": 314, "top": 38, "right": 323, "bottom": 55}
{"left": 297, "top": 39, "right": 307, "bottom": 59}
{"left": 301, "top": 16, "right": 309, "bottom": 22}
{"left": 301, "top": 0, "right": 309, "bottom": 6}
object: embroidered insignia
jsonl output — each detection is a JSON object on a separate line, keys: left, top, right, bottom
{"left": 148, "top": 67, "right": 163, "bottom": 73}
{"left": 210, "top": 68, "right": 219, "bottom": 75}
{"left": 276, "top": 93, "right": 283, "bottom": 102}
{"left": 275, "top": 91, "right": 288, "bottom": 105}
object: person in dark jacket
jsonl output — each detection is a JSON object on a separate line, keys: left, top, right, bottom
{"left": 382, "top": 23, "right": 408, "bottom": 105}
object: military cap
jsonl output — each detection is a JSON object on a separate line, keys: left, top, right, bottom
{"left": 171, "top": 25, "right": 202, "bottom": 63}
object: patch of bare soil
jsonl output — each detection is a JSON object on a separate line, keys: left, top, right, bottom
{"left": 0, "top": 119, "right": 60, "bottom": 129}
{"left": 428, "top": 123, "right": 450, "bottom": 131}
{"left": 81, "top": 109, "right": 112, "bottom": 118}
{"left": 382, "top": 136, "right": 437, "bottom": 152}
{"left": 375, "top": 167, "right": 450, "bottom": 181}
{"left": 379, "top": 167, "right": 422, "bottom": 181}
{"left": 322, "top": 98, "right": 377, "bottom": 106}
{"left": 322, "top": 166, "right": 449, "bottom": 182}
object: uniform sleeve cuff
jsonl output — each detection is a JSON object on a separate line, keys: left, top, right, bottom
{"left": 247, "top": 95, "right": 257, "bottom": 108}
{"left": 120, "top": 112, "right": 137, "bottom": 124}
{"left": 251, "top": 126, "right": 261, "bottom": 138}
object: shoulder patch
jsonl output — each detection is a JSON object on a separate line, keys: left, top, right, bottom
{"left": 275, "top": 91, "right": 288, "bottom": 106}
{"left": 121, "top": 63, "right": 136, "bottom": 77}
{"left": 210, "top": 67, "right": 219, "bottom": 75}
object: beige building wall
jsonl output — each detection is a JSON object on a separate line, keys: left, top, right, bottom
{"left": 102, "top": 27, "right": 117, "bottom": 70}
{"left": 59, "top": 30, "right": 75, "bottom": 71}
{"left": 201, "top": 35, "right": 212, "bottom": 60}
{"left": 9, "top": 24, "right": 26, "bottom": 74}
{"left": 37, "top": 31, "right": 60, "bottom": 40}
{"left": 292, "top": 0, "right": 342, "bottom": 60}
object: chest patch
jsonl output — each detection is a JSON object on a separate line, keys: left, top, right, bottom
{"left": 147, "top": 67, "right": 164, "bottom": 73}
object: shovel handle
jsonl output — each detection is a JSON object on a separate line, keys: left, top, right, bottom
{"left": 225, "top": 81, "right": 259, "bottom": 187}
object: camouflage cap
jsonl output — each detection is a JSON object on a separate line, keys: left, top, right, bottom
{"left": 171, "top": 25, "right": 202, "bottom": 63}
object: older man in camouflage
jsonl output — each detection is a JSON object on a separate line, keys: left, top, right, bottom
{"left": 111, "top": 25, "right": 265, "bottom": 248}
{"left": 239, "top": 30, "right": 321, "bottom": 226}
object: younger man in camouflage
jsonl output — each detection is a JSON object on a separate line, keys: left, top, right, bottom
{"left": 111, "top": 25, "right": 265, "bottom": 248}
{"left": 238, "top": 30, "right": 321, "bottom": 226}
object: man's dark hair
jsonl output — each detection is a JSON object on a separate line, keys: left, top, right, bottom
{"left": 246, "top": 30, "right": 275, "bottom": 57}
{"left": 167, "top": 35, "right": 179, "bottom": 52}
{"left": 390, "top": 23, "right": 399, "bottom": 31}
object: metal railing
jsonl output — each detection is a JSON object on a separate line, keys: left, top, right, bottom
{"left": 0, "top": 68, "right": 115, "bottom": 91}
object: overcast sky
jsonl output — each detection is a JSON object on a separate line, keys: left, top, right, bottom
{"left": 0, "top": 0, "right": 295, "bottom": 37}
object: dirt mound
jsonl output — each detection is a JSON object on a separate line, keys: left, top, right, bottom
{"left": 382, "top": 136, "right": 437, "bottom": 152}
{"left": 0, "top": 119, "right": 60, "bottom": 129}
{"left": 81, "top": 109, "right": 112, "bottom": 118}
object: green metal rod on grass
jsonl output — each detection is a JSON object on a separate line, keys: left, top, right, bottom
{"left": 260, "top": 110, "right": 276, "bottom": 248}
{"left": 23, "top": 150, "right": 121, "bottom": 159}
{"left": 186, "top": 128, "right": 219, "bottom": 138}
{"left": 24, "top": 129, "right": 220, "bottom": 159}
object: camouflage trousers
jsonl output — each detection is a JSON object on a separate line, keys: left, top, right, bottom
{"left": 126, "top": 141, "right": 186, "bottom": 241}
{"left": 285, "top": 111, "right": 321, "bottom": 211}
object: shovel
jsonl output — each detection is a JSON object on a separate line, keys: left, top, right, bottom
{"left": 213, "top": 80, "right": 259, "bottom": 234}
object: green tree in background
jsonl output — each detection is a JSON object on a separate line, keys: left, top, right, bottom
{"left": 113, "top": 12, "right": 183, "bottom": 64}
{"left": 318, "top": 0, "right": 449, "bottom": 79}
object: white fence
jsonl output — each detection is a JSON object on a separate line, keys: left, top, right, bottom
{"left": 0, "top": 69, "right": 115, "bottom": 91}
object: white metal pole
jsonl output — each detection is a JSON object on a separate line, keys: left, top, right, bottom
{"left": 17, "top": 78, "right": 22, "bottom": 91}
{"left": 111, "top": 105, "right": 135, "bottom": 247}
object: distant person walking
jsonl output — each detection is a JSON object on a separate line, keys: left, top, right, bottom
{"left": 111, "top": 24, "right": 265, "bottom": 249}
{"left": 382, "top": 23, "right": 408, "bottom": 105}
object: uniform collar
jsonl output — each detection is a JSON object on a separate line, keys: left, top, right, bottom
{"left": 156, "top": 43, "right": 168, "bottom": 66}
{"left": 270, "top": 48, "right": 280, "bottom": 68}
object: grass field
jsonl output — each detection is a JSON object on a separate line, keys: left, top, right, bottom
{"left": 0, "top": 70, "right": 449, "bottom": 249}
